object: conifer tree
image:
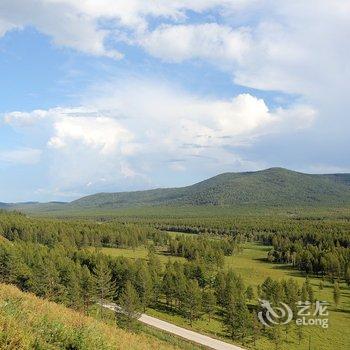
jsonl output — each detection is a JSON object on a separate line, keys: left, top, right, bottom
{"left": 134, "top": 260, "right": 153, "bottom": 311}
{"left": 225, "top": 299, "right": 252, "bottom": 341}
{"left": 162, "top": 261, "right": 176, "bottom": 307}
{"left": 64, "top": 266, "right": 82, "bottom": 310}
{"left": 147, "top": 249, "right": 162, "bottom": 303}
{"left": 306, "top": 281, "right": 314, "bottom": 303}
{"left": 202, "top": 287, "right": 216, "bottom": 322}
{"left": 81, "top": 265, "right": 96, "bottom": 314}
{"left": 183, "top": 279, "right": 202, "bottom": 325}
{"left": 333, "top": 281, "right": 341, "bottom": 309}
{"left": 117, "top": 281, "right": 142, "bottom": 330}
{"left": 32, "top": 258, "right": 62, "bottom": 302}
{"left": 93, "top": 260, "right": 115, "bottom": 319}
{"left": 300, "top": 282, "right": 308, "bottom": 302}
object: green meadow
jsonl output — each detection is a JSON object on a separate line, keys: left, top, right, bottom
{"left": 99, "top": 242, "right": 350, "bottom": 350}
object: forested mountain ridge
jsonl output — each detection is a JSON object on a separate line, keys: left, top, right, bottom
{"left": 72, "top": 167, "right": 350, "bottom": 208}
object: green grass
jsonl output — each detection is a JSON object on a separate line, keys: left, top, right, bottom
{"left": 224, "top": 243, "right": 350, "bottom": 350}
{"left": 92, "top": 246, "right": 185, "bottom": 264}
{"left": 99, "top": 242, "right": 350, "bottom": 350}
{"left": 0, "top": 283, "right": 184, "bottom": 350}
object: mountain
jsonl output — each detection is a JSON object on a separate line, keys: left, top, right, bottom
{"left": 72, "top": 168, "right": 350, "bottom": 208}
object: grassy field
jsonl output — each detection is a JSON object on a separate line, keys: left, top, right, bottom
{"left": 99, "top": 243, "right": 350, "bottom": 350}
{"left": 0, "top": 283, "right": 190, "bottom": 350}
{"left": 92, "top": 246, "right": 185, "bottom": 264}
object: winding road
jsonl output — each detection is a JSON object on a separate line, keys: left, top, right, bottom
{"left": 102, "top": 303, "right": 245, "bottom": 350}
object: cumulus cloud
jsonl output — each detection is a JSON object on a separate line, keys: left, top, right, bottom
{"left": 0, "top": 148, "right": 42, "bottom": 165}
{"left": 47, "top": 115, "right": 133, "bottom": 155}
{"left": 3, "top": 78, "right": 315, "bottom": 193}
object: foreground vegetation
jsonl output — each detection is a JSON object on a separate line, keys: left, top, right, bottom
{"left": 0, "top": 283, "right": 184, "bottom": 350}
{"left": 0, "top": 208, "right": 349, "bottom": 350}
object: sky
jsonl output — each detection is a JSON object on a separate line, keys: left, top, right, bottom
{"left": 0, "top": 0, "right": 349, "bottom": 202}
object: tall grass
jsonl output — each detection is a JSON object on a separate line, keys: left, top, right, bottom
{"left": 0, "top": 283, "right": 181, "bottom": 350}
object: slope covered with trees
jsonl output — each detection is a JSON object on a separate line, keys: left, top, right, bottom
{"left": 71, "top": 168, "right": 350, "bottom": 208}
{"left": 0, "top": 209, "right": 349, "bottom": 349}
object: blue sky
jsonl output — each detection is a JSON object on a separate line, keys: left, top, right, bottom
{"left": 0, "top": 1, "right": 349, "bottom": 202}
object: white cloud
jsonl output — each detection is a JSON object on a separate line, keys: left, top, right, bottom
{"left": 4, "top": 109, "right": 48, "bottom": 127}
{"left": 48, "top": 115, "right": 133, "bottom": 155}
{"left": 140, "top": 23, "right": 251, "bottom": 64}
{"left": 0, "top": 148, "right": 42, "bottom": 165}
{"left": 0, "top": 0, "right": 246, "bottom": 58}
{"left": 1, "top": 1, "right": 348, "bottom": 103}
{"left": 0, "top": 0, "right": 123, "bottom": 58}
{"left": 86, "top": 79, "right": 316, "bottom": 150}
{"left": 136, "top": 1, "right": 350, "bottom": 100}
{"left": 4, "top": 78, "right": 315, "bottom": 192}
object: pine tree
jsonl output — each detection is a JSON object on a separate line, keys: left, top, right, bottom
{"left": 306, "top": 279, "right": 314, "bottom": 303}
{"left": 117, "top": 281, "right": 142, "bottom": 330}
{"left": 147, "top": 249, "right": 162, "bottom": 303}
{"left": 261, "top": 277, "right": 274, "bottom": 300}
{"left": 64, "top": 266, "right": 82, "bottom": 310}
{"left": 93, "top": 260, "right": 115, "bottom": 319}
{"left": 134, "top": 260, "right": 153, "bottom": 311}
{"left": 215, "top": 270, "right": 227, "bottom": 307}
{"left": 225, "top": 298, "right": 252, "bottom": 341}
{"left": 183, "top": 279, "right": 202, "bottom": 325}
{"left": 333, "top": 281, "right": 341, "bottom": 309}
{"left": 81, "top": 265, "right": 96, "bottom": 314}
{"left": 300, "top": 282, "right": 308, "bottom": 302}
{"left": 32, "top": 258, "right": 62, "bottom": 302}
{"left": 162, "top": 261, "right": 176, "bottom": 307}
{"left": 175, "top": 269, "right": 187, "bottom": 312}
{"left": 283, "top": 278, "right": 299, "bottom": 316}
{"left": 202, "top": 287, "right": 216, "bottom": 322}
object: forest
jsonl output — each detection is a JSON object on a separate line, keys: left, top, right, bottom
{"left": 0, "top": 209, "right": 349, "bottom": 349}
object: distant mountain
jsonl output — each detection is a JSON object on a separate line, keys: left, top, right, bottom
{"left": 0, "top": 201, "right": 66, "bottom": 212}
{"left": 72, "top": 168, "right": 350, "bottom": 208}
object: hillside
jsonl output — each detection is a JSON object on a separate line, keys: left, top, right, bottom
{"left": 0, "top": 283, "right": 182, "bottom": 350}
{"left": 72, "top": 168, "right": 350, "bottom": 208}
